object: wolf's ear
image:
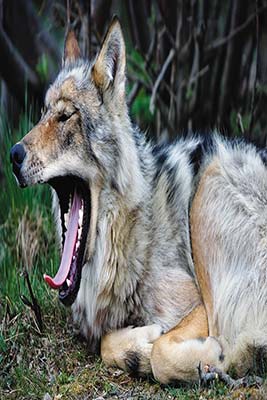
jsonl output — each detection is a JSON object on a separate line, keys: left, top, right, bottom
{"left": 92, "top": 17, "right": 126, "bottom": 95}
{"left": 63, "top": 30, "right": 81, "bottom": 66}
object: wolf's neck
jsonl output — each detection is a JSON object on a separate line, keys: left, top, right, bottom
{"left": 72, "top": 128, "right": 153, "bottom": 340}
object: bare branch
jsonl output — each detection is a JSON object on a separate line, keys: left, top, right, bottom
{"left": 0, "top": 26, "right": 42, "bottom": 105}
{"left": 149, "top": 48, "right": 175, "bottom": 114}
{"left": 20, "top": 270, "right": 43, "bottom": 333}
{"left": 248, "top": 0, "right": 260, "bottom": 138}
{"left": 206, "top": 5, "right": 267, "bottom": 53}
{"left": 128, "top": 31, "right": 156, "bottom": 107}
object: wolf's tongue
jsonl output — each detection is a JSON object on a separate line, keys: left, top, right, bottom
{"left": 44, "top": 190, "right": 81, "bottom": 289}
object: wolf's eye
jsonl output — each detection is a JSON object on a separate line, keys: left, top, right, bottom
{"left": 58, "top": 112, "right": 70, "bottom": 123}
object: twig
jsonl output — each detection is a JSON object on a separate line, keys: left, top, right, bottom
{"left": 248, "top": 0, "right": 260, "bottom": 138}
{"left": 181, "top": 65, "right": 209, "bottom": 90}
{"left": 206, "top": 4, "right": 267, "bottom": 53}
{"left": 88, "top": 0, "right": 91, "bottom": 59}
{"left": 66, "top": 0, "right": 70, "bottom": 28}
{"left": 128, "top": 31, "right": 156, "bottom": 107}
{"left": 149, "top": 48, "right": 175, "bottom": 114}
{"left": 237, "top": 112, "right": 244, "bottom": 134}
{"left": 0, "top": 27, "right": 41, "bottom": 105}
{"left": 20, "top": 270, "right": 43, "bottom": 332}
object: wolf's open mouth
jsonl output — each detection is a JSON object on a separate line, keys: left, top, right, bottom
{"left": 44, "top": 176, "right": 91, "bottom": 306}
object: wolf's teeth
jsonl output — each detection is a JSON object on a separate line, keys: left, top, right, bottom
{"left": 64, "top": 213, "right": 69, "bottom": 228}
{"left": 78, "top": 227, "right": 82, "bottom": 239}
{"left": 66, "top": 279, "right": 71, "bottom": 287}
{"left": 78, "top": 209, "right": 83, "bottom": 226}
{"left": 76, "top": 241, "right": 80, "bottom": 251}
{"left": 72, "top": 255, "right": 76, "bottom": 261}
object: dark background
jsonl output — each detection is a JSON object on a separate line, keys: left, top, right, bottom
{"left": 1, "top": 0, "right": 267, "bottom": 145}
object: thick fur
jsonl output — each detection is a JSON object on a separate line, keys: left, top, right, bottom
{"left": 14, "top": 19, "right": 267, "bottom": 382}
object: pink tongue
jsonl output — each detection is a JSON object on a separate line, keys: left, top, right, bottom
{"left": 44, "top": 190, "right": 81, "bottom": 289}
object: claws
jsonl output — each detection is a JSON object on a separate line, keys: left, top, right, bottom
{"left": 198, "top": 362, "right": 263, "bottom": 389}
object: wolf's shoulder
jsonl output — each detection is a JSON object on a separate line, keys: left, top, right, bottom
{"left": 150, "top": 133, "right": 218, "bottom": 181}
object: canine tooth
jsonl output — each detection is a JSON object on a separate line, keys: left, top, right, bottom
{"left": 78, "top": 228, "right": 82, "bottom": 239}
{"left": 78, "top": 210, "right": 83, "bottom": 226}
{"left": 64, "top": 214, "right": 69, "bottom": 228}
{"left": 66, "top": 279, "right": 71, "bottom": 287}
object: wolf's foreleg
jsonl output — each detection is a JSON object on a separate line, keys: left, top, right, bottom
{"left": 101, "top": 324, "right": 163, "bottom": 375}
{"left": 150, "top": 304, "right": 225, "bottom": 383}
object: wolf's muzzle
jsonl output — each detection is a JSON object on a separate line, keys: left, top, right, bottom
{"left": 10, "top": 143, "right": 26, "bottom": 183}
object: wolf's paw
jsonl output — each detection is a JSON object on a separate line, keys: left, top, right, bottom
{"left": 101, "top": 324, "right": 163, "bottom": 375}
{"left": 129, "top": 324, "right": 163, "bottom": 343}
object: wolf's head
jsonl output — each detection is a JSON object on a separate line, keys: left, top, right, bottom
{"left": 10, "top": 18, "right": 144, "bottom": 306}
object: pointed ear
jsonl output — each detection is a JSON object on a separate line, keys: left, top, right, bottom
{"left": 92, "top": 17, "right": 126, "bottom": 94}
{"left": 63, "top": 30, "right": 81, "bottom": 66}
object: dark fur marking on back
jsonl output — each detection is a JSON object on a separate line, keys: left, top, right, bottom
{"left": 152, "top": 144, "right": 170, "bottom": 182}
{"left": 124, "top": 350, "right": 141, "bottom": 376}
{"left": 166, "top": 164, "right": 180, "bottom": 204}
{"left": 259, "top": 148, "right": 267, "bottom": 166}
{"left": 189, "top": 143, "right": 204, "bottom": 176}
{"left": 189, "top": 134, "right": 215, "bottom": 176}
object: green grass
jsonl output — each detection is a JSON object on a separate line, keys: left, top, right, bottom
{"left": 0, "top": 110, "right": 57, "bottom": 302}
{"left": 1, "top": 112, "right": 267, "bottom": 399}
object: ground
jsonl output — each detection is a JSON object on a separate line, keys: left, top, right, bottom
{"left": 1, "top": 300, "right": 267, "bottom": 400}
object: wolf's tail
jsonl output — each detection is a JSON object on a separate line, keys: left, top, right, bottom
{"left": 221, "top": 330, "right": 267, "bottom": 376}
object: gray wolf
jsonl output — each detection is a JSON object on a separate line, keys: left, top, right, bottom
{"left": 10, "top": 18, "right": 267, "bottom": 383}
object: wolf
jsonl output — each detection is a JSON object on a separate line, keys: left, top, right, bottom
{"left": 10, "top": 17, "right": 267, "bottom": 383}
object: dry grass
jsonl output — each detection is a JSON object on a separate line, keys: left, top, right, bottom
{"left": 1, "top": 304, "right": 267, "bottom": 400}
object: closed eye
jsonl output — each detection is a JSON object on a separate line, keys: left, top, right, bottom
{"left": 58, "top": 111, "right": 76, "bottom": 123}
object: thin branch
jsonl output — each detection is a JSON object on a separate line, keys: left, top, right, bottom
{"left": 20, "top": 270, "right": 43, "bottom": 332}
{"left": 0, "top": 26, "right": 41, "bottom": 105}
{"left": 237, "top": 112, "right": 245, "bottom": 134}
{"left": 149, "top": 48, "right": 175, "bottom": 114}
{"left": 128, "top": 31, "right": 156, "bottom": 107}
{"left": 206, "top": 5, "right": 267, "bottom": 53}
{"left": 88, "top": 0, "right": 91, "bottom": 59}
{"left": 248, "top": 0, "right": 260, "bottom": 138}
{"left": 66, "top": 0, "right": 70, "bottom": 28}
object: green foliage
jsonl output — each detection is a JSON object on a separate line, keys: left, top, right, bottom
{"left": 127, "top": 49, "right": 154, "bottom": 125}
{"left": 229, "top": 111, "right": 250, "bottom": 137}
{"left": 131, "top": 87, "right": 153, "bottom": 124}
{"left": 36, "top": 54, "right": 49, "bottom": 83}
{"left": 0, "top": 111, "right": 58, "bottom": 315}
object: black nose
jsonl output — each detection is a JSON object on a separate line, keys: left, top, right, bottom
{"left": 10, "top": 143, "right": 26, "bottom": 170}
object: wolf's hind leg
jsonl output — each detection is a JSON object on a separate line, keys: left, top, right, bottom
{"left": 101, "top": 324, "right": 162, "bottom": 375}
{"left": 151, "top": 305, "right": 225, "bottom": 383}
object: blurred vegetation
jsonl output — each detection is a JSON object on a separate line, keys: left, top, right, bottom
{"left": 1, "top": 0, "right": 267, "bottom": 143}
{"left": 1, "top": 1, "right": 267, "bottom": 399}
